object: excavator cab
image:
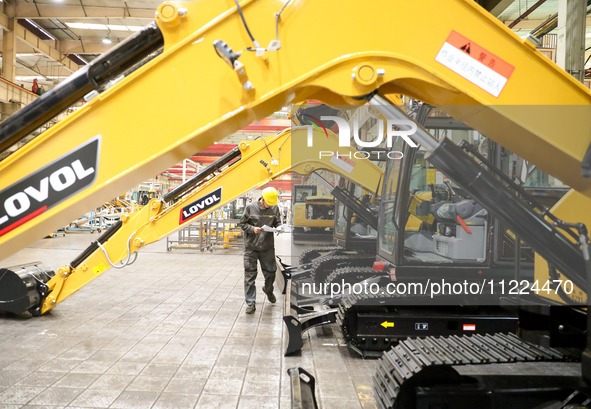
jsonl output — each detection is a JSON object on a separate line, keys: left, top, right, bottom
{"left": 328, "top": 107, "right": 577, "bottom": 358}
{"left": 377, "top": 109, "right": 568, "bottom": 277}
{"left": 380, "top": 145, "right": 493, "bottom": 268}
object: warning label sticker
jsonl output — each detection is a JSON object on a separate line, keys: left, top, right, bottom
{"left": 330, "top": 154, "right": 355, "bottom": 174}
{"left": 435, "top": 30, "right": 515, "bottom": 97}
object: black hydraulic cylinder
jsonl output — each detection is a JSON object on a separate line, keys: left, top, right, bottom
{"left": 330, "top": 186, "right": 378, "bottom": 230}
{"left": 0, "top": 23, "right": 164, "bottom": 153}
{"left": 163, "top": 147, "right": 241, "bottom": 203}
{"left": 426, "top": 138, "right": 587, "bottom": 292}
{"left": 70, "top": 220, "right": 123, "bottom": 269}
{"left": 70, "top": 147, "right": 242, "bottom": 268}
{"left": 582, "top": 240, "right": 591, "bottom": 385}
{"left": 582, "top": 142, "right": 591, "bottom": 178}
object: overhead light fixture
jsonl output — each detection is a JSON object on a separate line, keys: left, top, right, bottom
{"left": 25, "top": 18, "right": 55, "bottom": 40}
{"left": 102, "top": 37, "right": 112, "bottom": 45}
{"left": 65, "top": 22, "right": 144, "bottom": 32}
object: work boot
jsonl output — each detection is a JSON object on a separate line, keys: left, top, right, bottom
{"left": 266, "top": 292, "right": 276, "bottom": 304}
{"left": 246, "top": 304, "right": 256, "bottom": 314}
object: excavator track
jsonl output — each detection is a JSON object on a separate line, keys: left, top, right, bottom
{"left": 324, "top": 266, "right": 377, "bottom": 285}
{"left": 337, "top": 291, "right": 397, "bottom": 357}
{"left": 310, "top": 255, "right": 375, "bottom": 284}
{"left": 298, "top": 245, "right": 343, "bottom": 265}
{"left": 337, "top": 290, "right": 520, "bottom": 359}
{"left": 373, "top": 332, "right": 582, "bottom": 409}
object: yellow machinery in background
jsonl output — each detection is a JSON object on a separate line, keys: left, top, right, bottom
{"left": 291, "top": 184, "right": 335, "bottom": 242}
{"left": 134, "top": 189, "right": 158, "bottom": 205}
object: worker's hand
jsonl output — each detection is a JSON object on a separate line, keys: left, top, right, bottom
{"left": 253, "top": 227, "right": 262, "bottom": 234}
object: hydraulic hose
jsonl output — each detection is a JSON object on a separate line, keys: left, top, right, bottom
{"left": 0, "top": 23, "right": 164, "bottom": 154}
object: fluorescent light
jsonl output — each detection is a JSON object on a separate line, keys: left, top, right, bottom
{"left": 65, "top": 22, "right": 144, "bottom": 32}
{"left": 74, "top": 54, "right": 89, "bottom": 64}
{"left": 112, "top": 24, "right": 144, "bottom": 31}
{"left": 67, "top": 22, "right": 107, "bottom": 30}
{"left": 107, "top": 25, "right": 129, "bottom": 31}
{"left": 25, "top": 18, "right": 55, "bottom": 40}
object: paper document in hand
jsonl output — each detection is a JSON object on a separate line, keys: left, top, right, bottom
{"left": 262, "top": 225, "right": 282, "bottom": 233}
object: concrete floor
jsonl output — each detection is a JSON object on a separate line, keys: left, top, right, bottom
{"left": 0, "top": 229, "right": 378, "bottom": 409}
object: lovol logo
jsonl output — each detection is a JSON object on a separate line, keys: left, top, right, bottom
{"left": 0, "top": 136, "right": 100, "bottom": 237}
{"left": 180, "top": 187, "right": 222, "bottom": 224}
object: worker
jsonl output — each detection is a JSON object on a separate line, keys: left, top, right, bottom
{"left": 238, "top": 187, "right": 281, "bottom": 314}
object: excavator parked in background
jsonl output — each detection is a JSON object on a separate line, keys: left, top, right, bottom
{"left": 335, "top": 106, "right": 572, "bottom": 358}
{"left": 0, "top": 1, "right": 590, "bottom": 407}
{"left": 291, "top": 184, "right": 335, "bottom": 243}
{"left": 282, "top": 105, "right": 566, "bottom": 357}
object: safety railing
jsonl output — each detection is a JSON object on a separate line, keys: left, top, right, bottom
{"left": 0, "top": 77, "right": 38, "bottom": 108}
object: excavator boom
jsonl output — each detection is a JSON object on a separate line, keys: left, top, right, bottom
{"left": 0, "top": 127, "right": 382, "bottom": 315}
{"left": 1, "top": 2, "right": 591, "bottom": 406}
{"left": 1, "top": 0, "right": 590, "bottom": 264}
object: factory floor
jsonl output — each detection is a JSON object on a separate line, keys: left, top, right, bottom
{"left": 0, "top": 229, "right": 378, "bottom": 409}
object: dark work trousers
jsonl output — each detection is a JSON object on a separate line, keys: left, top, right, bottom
{"left": 244, "top": 248, "right": 276, "bottom": 306}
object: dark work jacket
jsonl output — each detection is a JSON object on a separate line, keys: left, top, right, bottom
{"left": 239, "top": 200, "right": 281, "bottom": 251}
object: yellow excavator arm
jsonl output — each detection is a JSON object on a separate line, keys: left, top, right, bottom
{"left": 3, "top": 126, "right": 382, "bottom": 315}
{"left": 1, "top": 0, "right": 591, "bottom": 313}
{"left": 1, "top": 0, "right": 591, "bottom": 264}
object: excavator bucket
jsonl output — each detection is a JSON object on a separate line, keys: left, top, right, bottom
{"left": 0, "top": 263, "right": 55, "bottom": 315}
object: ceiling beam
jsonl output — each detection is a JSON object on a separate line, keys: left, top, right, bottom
{"left": 15, "top": 43, "right": 41, "bottom": 53}
{"left": 14, "top": 3, "right": 155, "bottom": 19}
{"left": 14, "top": 60, "right": 51, "bottom": 78}
{"left": 58, "top": 39, "right": 119, "bottom": 55}
{"left": 0, "top": 8, "right": 81, "bottom": 73}
{"left": 14, "top": 25, "right": 81, "bottom": 72}
{"left": 0, "top": 12, "right": 8, "bottom": 31}
{"left": 480, "top": 0, "right": 514, "bottom": 17}
{"left": 508, "top": 0, "right": 548, "bottom": 29}
{"left": 15, "top": 60, "right": 72, "bottom": 78}
{"left": 505, "top": 15, "right": 591, "bottom": 29}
